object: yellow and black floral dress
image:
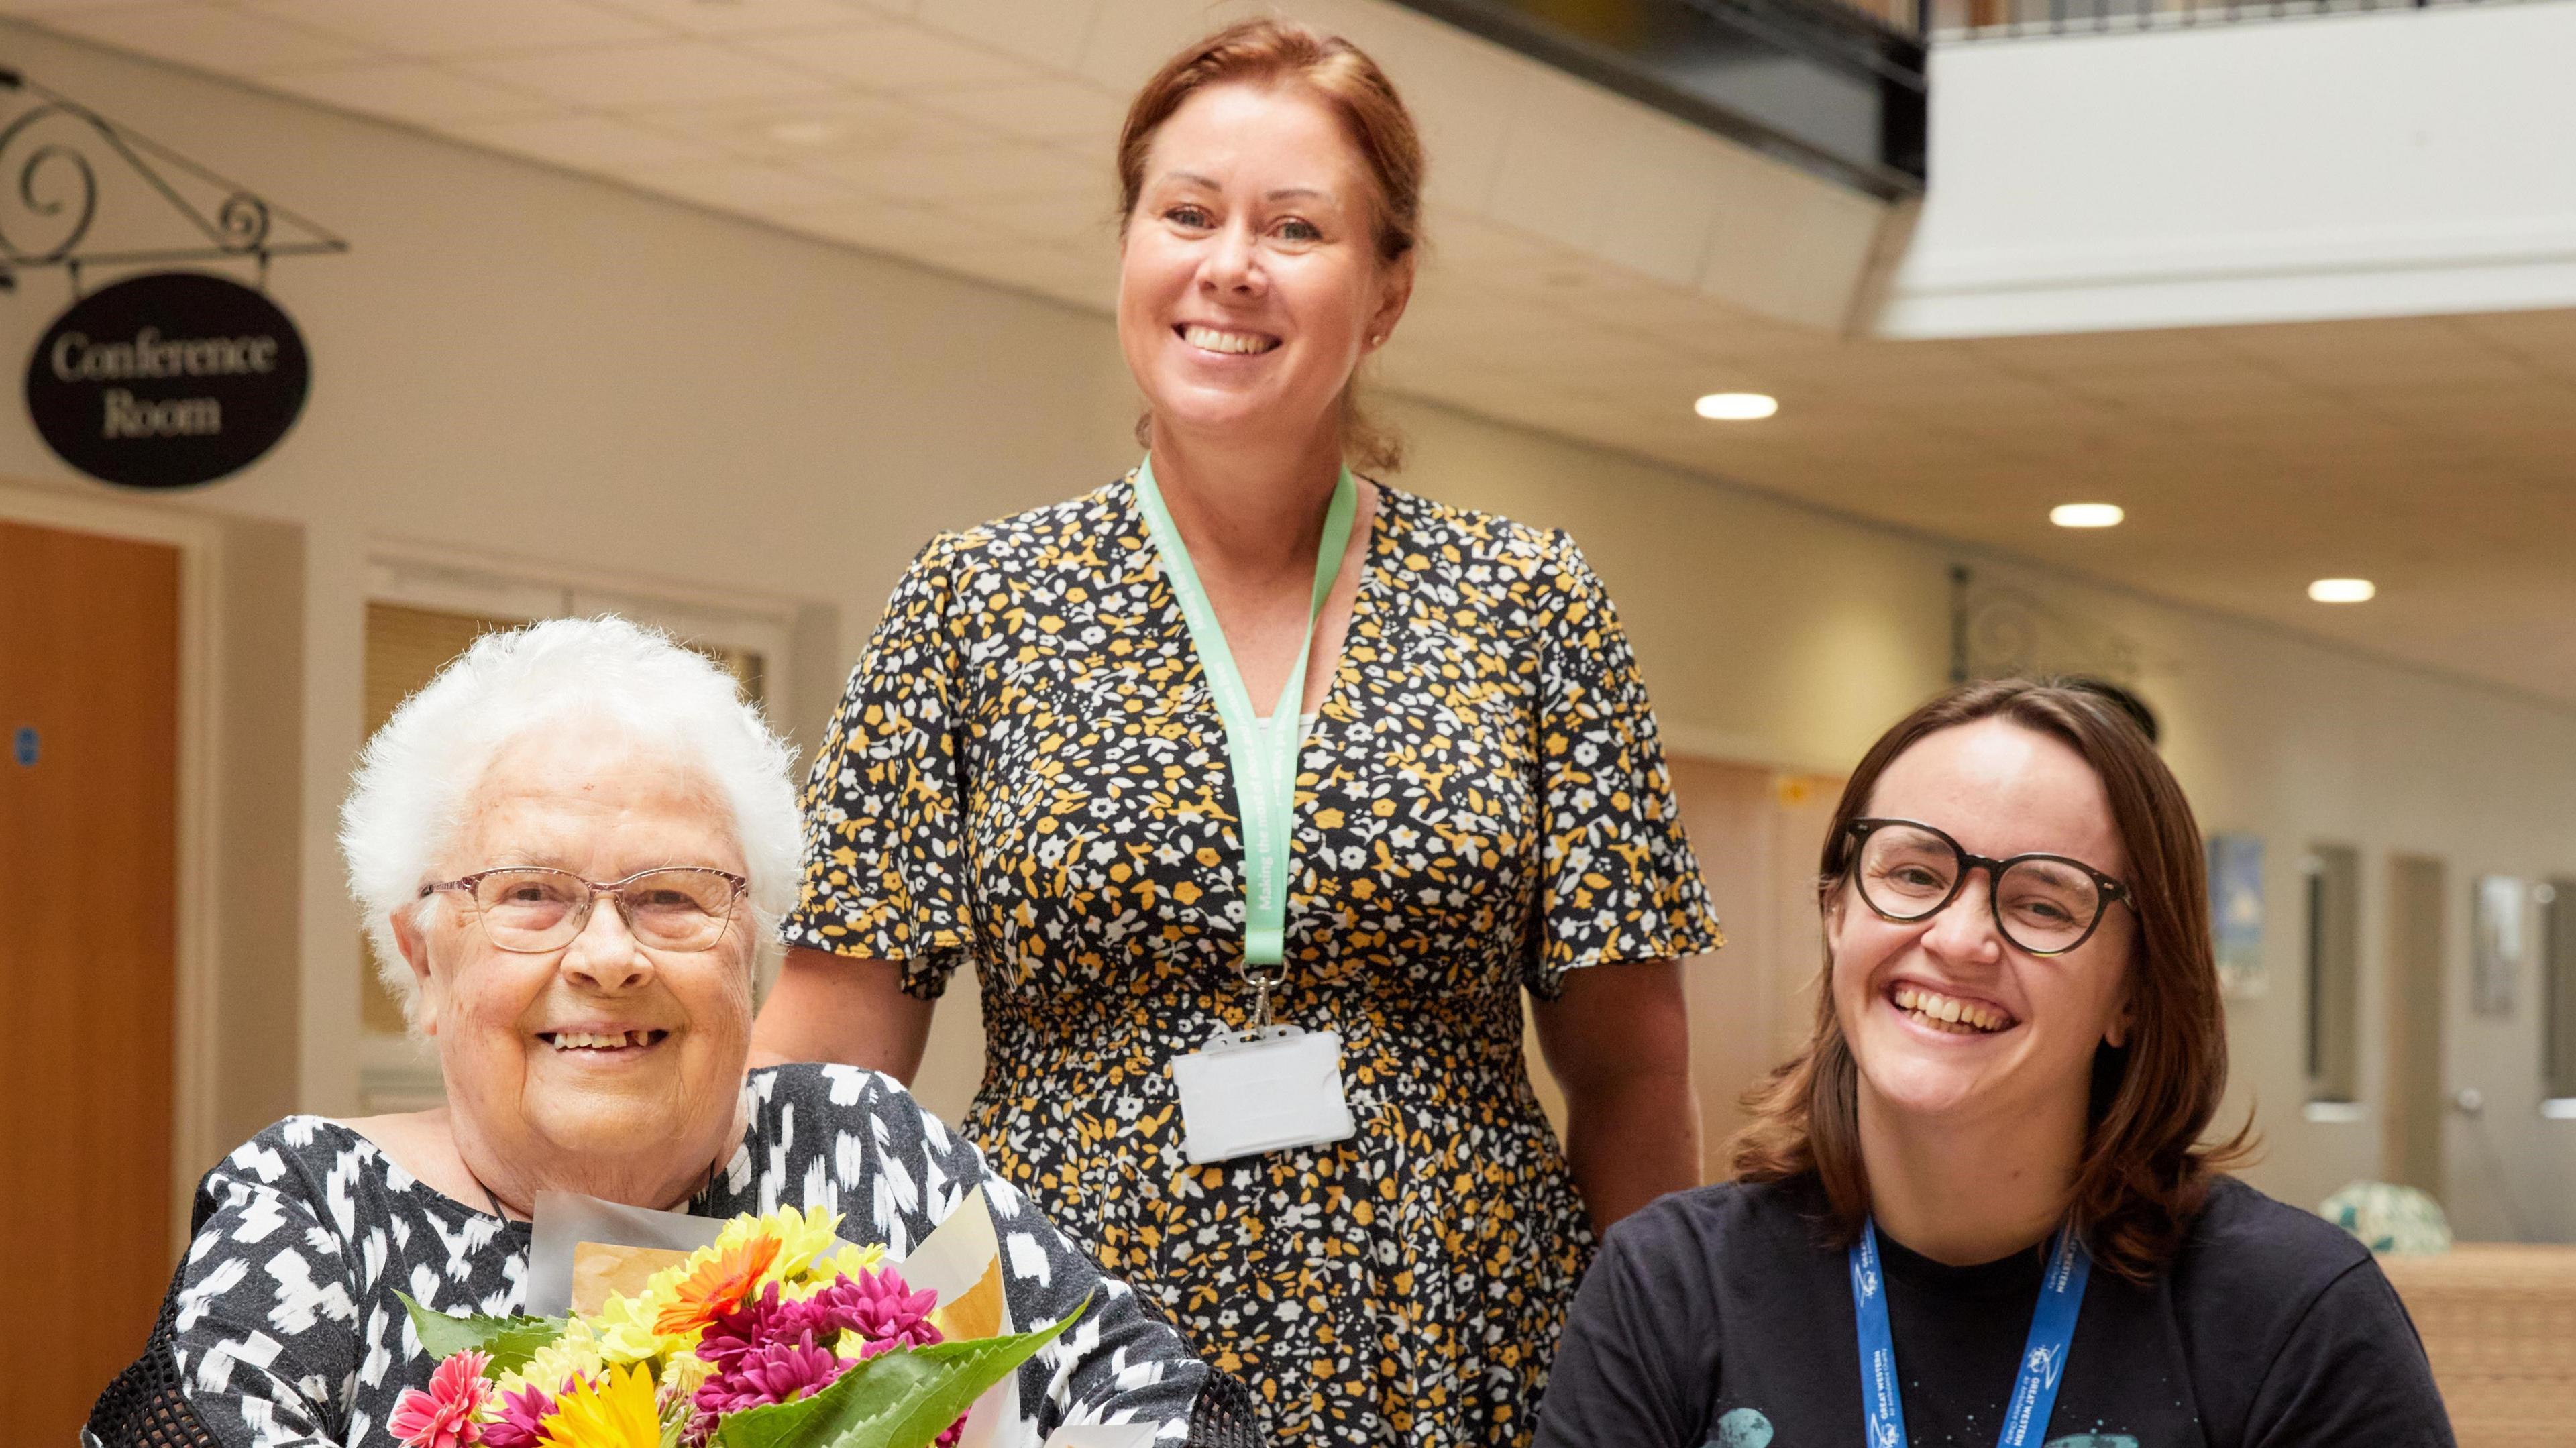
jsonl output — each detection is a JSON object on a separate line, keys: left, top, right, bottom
{"left": 786, "top": 474, "right": 1720, "bottom": 1447}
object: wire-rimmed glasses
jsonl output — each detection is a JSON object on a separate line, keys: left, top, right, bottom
{"left": 419, "top": 865, "right": 748, "bottom": 953}
{"left": 1843, "top": 818, "right": 2132, "bottom": 956}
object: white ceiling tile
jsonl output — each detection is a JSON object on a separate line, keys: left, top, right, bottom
{"left": 1585, "top": 114, "right": 1729, "bottom": 290}
{"left": 774, "top": 196, "right": 968, "bottom": 255}
{"left": 1418, "top": 207, "right": 1576, "bottom": 282}
{"left": 1384, "top": 37, "right": 1522, "bottom": 219}
{"left": 1481, "top": 69, "right": 1620, "bottom": 254}
{"left": 39, "top": 3, "right": 376, "bottom": 72}
{"left": 743, "top": 23, "right": 1045, "bottom": 91}
{"left": 458, "top": 39, "right": 840, "bottom": 108}
{"left": 449, "top": 113, "right": 729, "bottom": 171}
{"left": 1073, "top": 0, "right": 1263, "bottom": 91}
{"left": 910, "top": 0, "right": 1104, "bottom": 71}
{"left": 582, "top": 0, "right": 890, "bottom": 36}
{"left": 944, "top": 189, "right": 1119, "bottom": 246}
{"left": 616, "top": 91, "right": 991, "bottom": 159}
{"left": 237, "top": 0, "right": 665, "bottom": 56}
{"left": 631, "top": 158, "right": 857, "bottom": 210}
{"left": 1697, "top": 158, "right": 1884, "bottom": 330}
{"left": 910, "top": 78, "right": 1128, "bottom": 146}
{"left": 800, "top": 139, "right": 1102, "bottom": 201}
{"left": 257, "top": 62, "right": 561, "bottom": 126}
{"left": 0, "top": 0, "right": 169, "bottom": 11}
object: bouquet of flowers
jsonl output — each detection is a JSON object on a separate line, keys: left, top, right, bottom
{"left": 392, "top": 1205, "right": 1078, "bottom": 1448}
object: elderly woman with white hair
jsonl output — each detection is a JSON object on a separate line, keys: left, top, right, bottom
{"left": 133, "top": 617, "right": 1212, "bottom": 1448}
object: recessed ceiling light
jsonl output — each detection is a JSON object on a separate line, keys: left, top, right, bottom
{"left": 2308, "top": 578, "right": 2375, "bottom": 604}
{"left": 1695, "top": 392, "right": 1778, "bottom": 421}
{"left": 2049, "top": 503, "right": 2124, "bottom": 529}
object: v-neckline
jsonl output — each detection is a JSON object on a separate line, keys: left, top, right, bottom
{"left": 1127, "top": 471, "right": 1392, "bottom": 750}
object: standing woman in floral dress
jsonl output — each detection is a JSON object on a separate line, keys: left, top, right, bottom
{"left": 753, "top": 21, "right": 1723, "bottom": 1445}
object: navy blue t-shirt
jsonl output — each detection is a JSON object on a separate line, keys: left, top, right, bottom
{"left": 1534, "top": 1174, "right": 2452, "bottom": 1448}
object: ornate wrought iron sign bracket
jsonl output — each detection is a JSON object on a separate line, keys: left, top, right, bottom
{"left": 2, "top": 68, "right": 343, "bottom": 487}
{"left": 0, "top": 66, "right": 346, "bottom": 294}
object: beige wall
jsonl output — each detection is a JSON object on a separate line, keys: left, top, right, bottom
{"left": 5, "top": 22, "right": 2570, "bottom": 1239}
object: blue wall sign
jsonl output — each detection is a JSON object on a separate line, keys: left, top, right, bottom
{"left": 11, "top": 726, "right": 35, "bottom": 767}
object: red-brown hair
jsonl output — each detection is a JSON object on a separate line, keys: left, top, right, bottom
{"left": 1730, "top": 678, "right": 2253, "bottom": 1281}
{"left": 1114, "top": 19, "right": 1423, "bottom": 471}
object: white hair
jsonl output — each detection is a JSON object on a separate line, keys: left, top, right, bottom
{"left": 341, "top": 615, "right": 802, "bottom": 1029}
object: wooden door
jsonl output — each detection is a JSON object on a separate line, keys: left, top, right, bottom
{"left": 0, "top": 518, "right": 180, "bottom": 1443}
{"left": 2385, "top": 855, "right": 2449, "bottom": 1199}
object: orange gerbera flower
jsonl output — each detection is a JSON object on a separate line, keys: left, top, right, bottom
{"left": 654, "top": 1233, "right": 784, "bottom": 1337}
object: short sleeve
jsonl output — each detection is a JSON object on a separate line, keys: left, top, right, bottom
{"left": 2245, "top": 1260, "right": 2456, "bottom": 1448}
{"left": 1525, "top": 531, "right": 1723, "bottom": 997}
{"left": 783, "top": 534, "right": 979, "bottom": 999}
{"left": 172, "top": 1146, "right": 364, "bottom": 1447}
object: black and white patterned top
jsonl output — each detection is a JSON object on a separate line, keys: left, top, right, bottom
{"left": 170, "top": 1064, "right": 1208, "bottom": 1447}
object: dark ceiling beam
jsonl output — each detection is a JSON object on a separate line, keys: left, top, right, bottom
{"left": 1392, "top": 0, "right": 1928, "bottom": 201}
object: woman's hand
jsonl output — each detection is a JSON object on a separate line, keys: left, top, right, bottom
{"left": 1532, "top": 959, "right": 1701, "bottom": 1233}
{"left": 749, "top": 947, "right": 937, "bottom": 1081}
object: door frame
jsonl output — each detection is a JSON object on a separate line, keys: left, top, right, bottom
{"left": 0, "top": 480, "right": 223, "bottom": 1251}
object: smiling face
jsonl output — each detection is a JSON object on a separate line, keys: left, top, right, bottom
{"left": 1827, "top": 718, "right": 2137, "bottom": 1133}
{"left": 395, "top": 723, "right": 753, "bottom": 1201}
{"left": 1117, "top": 80, "right": 1410, "bottom": 455}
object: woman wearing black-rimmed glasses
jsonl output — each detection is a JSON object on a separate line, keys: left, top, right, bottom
{"left": 1537, "top": 679, "right": 2453, "bottom": 1448}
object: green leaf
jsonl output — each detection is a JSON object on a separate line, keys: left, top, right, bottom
{"left": 396, "top": 1292, "right": 567, "bottom": 1375}
{"left": 710, "top": 1292, "right": 1091, "bottom": 1448}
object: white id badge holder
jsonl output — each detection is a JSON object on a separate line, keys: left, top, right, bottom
{"left": 1169, "top": 1025, "right": 1357, "bottom": 1165}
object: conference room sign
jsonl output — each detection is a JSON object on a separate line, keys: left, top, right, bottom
{"left": 25, "top": 270, "right": 311, "bottom": 490}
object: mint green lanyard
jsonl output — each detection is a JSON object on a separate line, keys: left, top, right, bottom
{"left": 1130, "top": 456, "right": 1358, "bottom": 1026}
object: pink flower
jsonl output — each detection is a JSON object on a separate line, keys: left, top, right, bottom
{"left": 389, "top": 1349, "right": 492, "bottom": 1448}
{"left": 477, "top": 1382, "right": 559, "bottom": 1448}
{"left": 828, "top": 1268, "right": 945, "bottom": 1353}
{"left": 693, "top": 1337, "right": 853, "bottom": 1419}
{"left": 694, "top": 1268, "right": 945, "bottom": 1378}
{"left": 684, "top": 1264, "right": 960, "bottom": 1444}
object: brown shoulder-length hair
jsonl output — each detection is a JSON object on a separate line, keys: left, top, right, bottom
{"left": 1731, "top": 678, "right": 2253, "bottom": 1281}
{"left": 1114, "top": 19, "right": 1424, "bottom": 473}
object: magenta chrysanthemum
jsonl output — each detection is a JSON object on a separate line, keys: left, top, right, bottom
{"left": 476, "top": 1381, "right": 557, "bottom": 1448}
{"left": 815, "top": 1266, "right": 945, "bottom": 1353}
{"left": 685, "top": 1264, "right": 959, "bottom": 1441}
{"left": 696, "top": 1267, "right": 946, "bottom": 1374}
{"left": 694, "top": 1337, "right": 853, "bottom": 1416}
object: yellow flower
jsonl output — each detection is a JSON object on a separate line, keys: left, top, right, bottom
{"left": 496, "top": 1321, "right": 609, "bottom": 1404}
{"left": 708, "top": 1205, "right": 845, "bottom": 1286}
{"left": 591, "top": 1263, "right": 698, "bottom": 1364}
{"left": 661, "top": 1351, "right": 713, "bottom": 1400}
{"left": 813, "top": 1241, "right": 887, "bottom": 1284}
{"left": 535, "top": 1362, "right": 661, "bottom": 1448}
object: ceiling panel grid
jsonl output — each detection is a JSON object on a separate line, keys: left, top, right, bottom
{"left": 5, "top": 0, "right": 2573, "bottom": 702}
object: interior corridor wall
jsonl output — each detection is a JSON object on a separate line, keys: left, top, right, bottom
{"left": 1, "top": 21, "right": 2568, "bottom": 1240}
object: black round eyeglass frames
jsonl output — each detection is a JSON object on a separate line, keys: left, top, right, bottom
{"left": 1841, "top": 818, "right": 2134, "bottom": 957}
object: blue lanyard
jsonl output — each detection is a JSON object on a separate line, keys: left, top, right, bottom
{"left": 1849, "top": 1217, "right": 2091, "bottom": 1448}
